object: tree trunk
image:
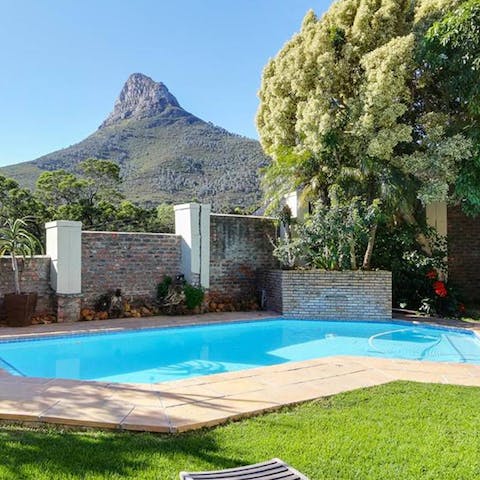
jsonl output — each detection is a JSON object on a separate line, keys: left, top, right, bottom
{"left": 362, "top": 223, "right": 378, "bottom": 270}
{"left": 11, "top": 255, "right": 21, "bottom": 294}
{"left": 349, "top": 239, "right": 357, "bottom": 270}
{"left": 400, "top": 211, "right": 432, "bottom": 256}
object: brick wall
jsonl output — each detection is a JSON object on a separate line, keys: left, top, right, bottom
{"left": 447, "top": 206, "right": 480, "bottom": 304}
{"left": 263, "top": 270, "right": 392, "bottom": 320}
{"left": 260, "top": 270, "right": 283, "bottom": 313}
{"left": 0, "top": 256, "right": 53, "bottom": 318}
{"left": 209, "top": 214, "right": 278, "bottom": 303}
{"left": 81, "top": 231, "right": 182, "bottom": 307}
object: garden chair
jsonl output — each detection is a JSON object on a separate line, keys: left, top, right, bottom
{"left": 179, "top": 457, "right": 309, "bottom": 479}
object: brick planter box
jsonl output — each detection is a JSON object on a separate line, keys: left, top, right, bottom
{"left": 262, "top": 270, "right": 392, "bottom": 320}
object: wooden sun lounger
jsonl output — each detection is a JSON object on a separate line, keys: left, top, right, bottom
{"left": 179, "top": 457, "right": 309, "bottom": 479}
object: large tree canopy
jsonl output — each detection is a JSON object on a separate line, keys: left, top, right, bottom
{"left": 257, "top": 0, "right": 476, "bottom": 210}
{"left": 0, "top": 176, "right": 47, "bottom": 239}
{"left": 35, "top": 159, "right": 174, "bottom": 232}
{"left": 36, "top": 158, "right": 123, "bottom": 229}
{"left": 257, "top": 0, "right": 478, "bottom": 267}
{"left": 421, "top": 0, "right": 480, "bottom": 214}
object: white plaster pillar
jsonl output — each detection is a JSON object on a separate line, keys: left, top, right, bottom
{"left": 285, "top": 190, "right": 308, "bottom": 221}
{"left": 174, "top": 203, "right": 210, "bottom": 288}
{"left": 45, "top": 220, "right": 82, "bottom": 294}
{"left": 200, "top": 204, "right": 211, "bottom": 289}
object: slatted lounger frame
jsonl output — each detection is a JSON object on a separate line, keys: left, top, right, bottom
{"left": 179, "top": 458, "right": 309, "bottom": 480}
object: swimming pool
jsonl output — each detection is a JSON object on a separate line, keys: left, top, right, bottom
{"left": 0, "top": 319, "right": 479, "bottom": 383}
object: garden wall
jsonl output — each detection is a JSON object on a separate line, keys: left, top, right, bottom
{"left": 0, "top": 256, "right": 54, "bottom": 319}
{"left": 262, "top": 270, "right": 392, "bottom": 320}
{"left": 0, "top": 205, "right": 395, "bottom": 323}
{"left": 447, "top": 206, "right": 480, "bottom": 304}
{"left": 208, "top": 214, "right": 278, "bottom": 305}
{"left": 81, "top": 231, "right": 182, "bottom": 307}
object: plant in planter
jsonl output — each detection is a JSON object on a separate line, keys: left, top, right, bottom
{"left": 273, "top": 197, "right": 380, "bottom": 271}
{"left": 0, "top": 218, "right": 43, "bottom": 327}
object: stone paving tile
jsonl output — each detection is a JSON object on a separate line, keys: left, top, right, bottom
{"left": 104, "top": 381, "right": 159, "bottom": 392}
{"left": 175, "top": 369, "right": 261, "bottom": 386}
{"left": 343, "top": 356, "right": 399, "bottom": 369}
{"left": 212, "top": 393, "right": 279, "bottom": 412}
{"left": 106, "top": 386, "right": 163, "bottom": 406}
{"left": 206, "top": 378, "right": 267, "bottom": 396}
{"left": 306, "top": 369, "right": 393, "bottom": 397}
{"left": 40, "top": 400, "right": 134, "bottom": 429}
{"left": 237, "top": 383, "right": 322, "bottom": 405}
{"left": 467, "top": 367, "right": 480, "bottom": 377}
{"left": 152, "top": 377, "right": 222, "bottom": 390}
{"left": 121, "top": 405, "right": 170, "bottom": 432}
{"left": 256, "top": 359, "right": 328, "bottom": 373}
{"left": 166, "top": 396, "right": 279, "bottom": 433}
{"left": 38, "top": 382, "right": 114, "bottom": 403}
{"left": 389, "top": 361, "right": 478, "bottom": 376}
{"left": 0, "top": 375, "right": 52, "bottom": 385}
{"left": 383, "top": 371, "right": 445, "bottom": 384}
{"left": 350, "top": 356, "right": 480, "bottom": 376}
{"left": 156, "top": 385, "right": 225, "bottom": 408}
{"left": 441, "top": 375, "right": 480, "bottom": 387}
{"left": 0, "top": 384, "right": 47, "bottom": 401}
{"left": 254, "top": 363, "right": 367, "bottom": 386}
{"left": 0, "top": 399, "right": 59, "bottom": 421}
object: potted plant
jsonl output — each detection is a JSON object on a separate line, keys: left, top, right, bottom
{"left": 0, "top": 218, "right": 42, "bottom": 327}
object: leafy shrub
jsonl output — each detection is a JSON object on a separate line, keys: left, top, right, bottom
{"left": 273, "top": 198, "right": 379, "bottom": 270}
{"left": 272, "top": 205, "right": 301, "bottom": 269}
{"left": 419, "top": 271, "right": 463, "bottom": 317}
{"left": 272, "top": 235, "right": 303, "bottom": 270}
{"left": 184, "top": 283, "right": 204, "bottom": 310}
{"left": 371, "top": 222, "right": 448, "bottom": 310}
{"left": 156, "top": 276, "right": 172, "bottom": 301}
{"left": 94, "top": 292, "right": 111, "bottom": 312}
{"left": 156, "top": 275, "right": 204, "bottom": 311}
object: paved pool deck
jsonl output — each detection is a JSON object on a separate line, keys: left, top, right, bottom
{"left": 0, "top": 312, "right": 479, "bottom": 433}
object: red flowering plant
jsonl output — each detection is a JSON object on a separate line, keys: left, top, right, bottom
{"left": 372, "top": 222, "right": 465, "bottom": 315}
{"left": 420, "top": 269, "right": 463, "bottom": 317}
{"left": 426, "top": 270, "right": 437, "bottom": 280}
{"left": 433, "top": 280, "right": 447, "bottom": 297}
{"left": 371, "top": 222, "right": 450, "bottom": 310}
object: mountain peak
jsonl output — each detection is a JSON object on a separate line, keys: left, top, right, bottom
{"left": 100, "top": 73, "right": 181, "bottom": 128}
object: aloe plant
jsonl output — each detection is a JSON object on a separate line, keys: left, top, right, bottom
{"left": 0, "top": 218, "right": 42, "bottom": 295}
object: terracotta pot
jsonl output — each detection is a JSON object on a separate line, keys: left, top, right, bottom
{"left": 4, "top": 293, "right": 37, "bottom": 327}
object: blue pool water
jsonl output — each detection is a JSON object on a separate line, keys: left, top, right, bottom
{"left": 0, "top": 319, "right": 479, "bottom": 383}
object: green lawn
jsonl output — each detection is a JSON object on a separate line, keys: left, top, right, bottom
{"left": 1, "top": 381, "right": 479, "bottom": 479}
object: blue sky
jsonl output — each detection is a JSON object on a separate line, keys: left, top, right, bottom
{"left": 0, "top": 0, "right": 330, "bottom": 167}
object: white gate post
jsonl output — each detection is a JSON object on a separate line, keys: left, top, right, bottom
{"left": 45, "top": 220, "right": 82, "bottom": 322}
{"left": 174, "top": 203, "right": 210, "bottom": 288}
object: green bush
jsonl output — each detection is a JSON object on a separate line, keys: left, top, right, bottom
{"left": 156, "top": 276, "right": 204, "bottom": 311}
{"left": 273, "top": 198, "right": 379, "bottom": 270}
{"left": 372, "top": 222, "right": 447, "bottom": 310}
{"left": 156, "top": 276, "right": 172, "bottom": 301}
{"left": 419, "top": 273, "right": 463, "bottom": 317}
{"left": 183, "top": 283, "right": 204, "bottom": 310}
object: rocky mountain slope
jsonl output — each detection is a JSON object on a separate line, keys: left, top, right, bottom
{"left": 1, "top": 73, "right": 268, "bottom": 209}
